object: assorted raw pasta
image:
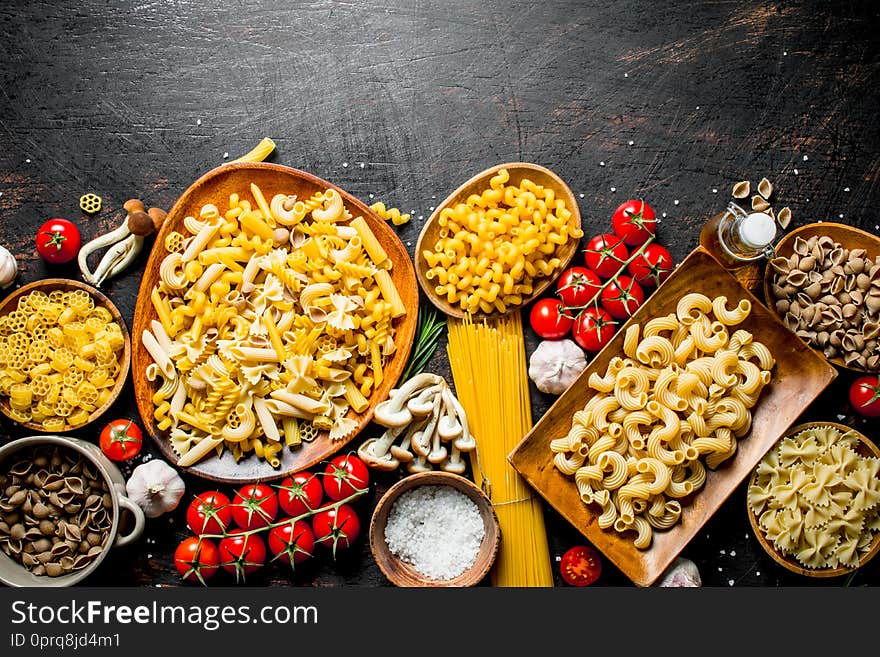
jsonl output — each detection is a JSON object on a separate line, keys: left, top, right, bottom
{"left": 143, "top": 182, "right": 406, "bottom": 468}
{"left": 0, "top": 288, "right": 126, "bottom": 430}
{"left": 422, "top": 168, "right": 582, "bottom": 314}
{"left": 551, "top": 293, "right": 775, "bottom": 549}
{"left": 748, "top": 425, "right": 880, "bottom": 570}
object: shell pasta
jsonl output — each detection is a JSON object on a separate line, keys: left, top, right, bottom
{"left": 144, "top": 183, "right": 404, "bottom": 468}
{"left": 551, "top": 293, "right": 775, "bottom": 549}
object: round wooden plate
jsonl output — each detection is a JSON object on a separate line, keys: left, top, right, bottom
{"left": 369, "top": 471, "right": 501, "bottom": 587}
{"left": 414, "top": 162, "right": 582, "bottom": 319}
{"left": 131, "top": 162, "right": 419, "bottom": 483}
{"left": 0, "top": 278, "right": 131, "bottom": 432}
{"left": 763, "top": 222, "right": 880, "bottom": 373}
{"left": 746, "top": 421, "right": 880, "bottom": 578}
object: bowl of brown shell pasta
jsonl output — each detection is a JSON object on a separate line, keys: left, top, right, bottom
{"left": 0, "top": 435, "right": 145, "bottom": 586}
{"left": 764, "top": 222, "right": 880, "bottom": 373}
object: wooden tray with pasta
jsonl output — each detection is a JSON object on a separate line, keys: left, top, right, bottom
{"left": 508, "top": 247, "right": 838, "bottom": 586}
{"left": 131, "top": 162, "right": 418, "bottom": 483}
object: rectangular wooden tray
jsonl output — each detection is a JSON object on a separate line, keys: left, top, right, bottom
{"left": 508, "top": 247, "right": 838, "bottom": 586}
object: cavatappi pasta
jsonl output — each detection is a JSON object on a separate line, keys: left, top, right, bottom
{"left": 551, "top": 293, "right": 775, "bottom": 549}
{"left": 0, "top": 288, "right": 126, "bottom": 430}
{"left": 422, "top": 168, "right": 582, "bottom": 314}
{"left": 370, "top": 201, "right": 410, "bottom": 226}
{"left": 143, "top": 183, "right": 405, "bottom": 468}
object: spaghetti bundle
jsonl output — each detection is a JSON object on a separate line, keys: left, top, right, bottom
{"left": 447, "top": 312, "right": 553, "bottom": 587}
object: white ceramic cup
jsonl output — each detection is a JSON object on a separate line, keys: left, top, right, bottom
{"left": 0, "top": 434, "right": 145, "bottom": 587}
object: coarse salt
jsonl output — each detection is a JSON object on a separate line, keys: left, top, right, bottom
{"left": 384, "top": 485, "right": 484, "bottom": 581}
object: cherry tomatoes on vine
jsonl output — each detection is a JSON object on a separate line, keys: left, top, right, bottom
{"left": 849, "top": 376, "right": 880, "bottom": 417}
{"left": 323, "top": 454, "right": 370, "bottom": 502}
{"left": 278, "top": 472, "right": 324, "bottom": 517}
{"left": 312, "top": 504, "right": 361, "bottom": 556}
{"left": 219, "top": 529, "right": 267, "bottom": 579}
{"left": 559, "top": 545, "right": 602, "bottom": 586}
{"left": 529, "top": 298, "right": 573, "bottom": 340}
{"left": 174, "top": 536, "right": 220, "bottom": 585}
{"left": 611, "top": 199, "right": 657, "bottom": 247}
{"left": 36, "top": 218, "right": 81, "bottom": 264}
{"left": 628, "top": 243, "right": 674, "bottom": 288}
{"left": 186, "top": 491, "right": 233, "bottom": 536}
{"left": 556, "top": 266, "right": 601, "bottom": 307}
{"left": 584, "top": 233, "right": 629, "bottom": 279}
{"left": 268, "top": 520, "right": 316, "bottom": 566}
{"left": 600, "top": 275, "right": 645, "bottom": 320}
{"left": 572, "top": 307, "right": 617, "bottom": 353}
{"left": 232, "top": 483, "right": 278, "bottom": 531}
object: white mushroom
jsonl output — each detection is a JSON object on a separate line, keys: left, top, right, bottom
{"left": 440, "top": 444, "right": 467, "bottom": 475}
{"left": 373, "top": 373, "right": 440, "bottom": 428}
{"left": 357, "top": 425, "right": 405, "bottom": 471}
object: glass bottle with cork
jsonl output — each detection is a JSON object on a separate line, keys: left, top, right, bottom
{"left": 700, "top": 202, "right": 777, "bottom": 270}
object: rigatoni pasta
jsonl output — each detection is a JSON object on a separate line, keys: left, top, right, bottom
{"left": 551, "top": 293, "right": 775, "bottom": 549}
{"left": 144, "top": 183, "right": 406, "bottom": 468}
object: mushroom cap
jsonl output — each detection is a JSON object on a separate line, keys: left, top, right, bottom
{"left": 453, "top": 432, "right": 477, "bottom": 452}
{"left": 440, "top": 457, "right": 467, "bottom": 475}
{"left": 357, "top": 439, "right": 400, "bottom": 471}
{"left": 406, "top": 457, "right": 432, "bottom": 474}
{"left": 148, "top": 207, "right": 168, "bottom": 231}
{"left": 128, "top": 210, "right": 155, "bottom": 236}
{"left": 389, "top": 444, "right": 414, "bottom": 463}
{"left": 123, "top": 198, "right": 145, "bottom": 213}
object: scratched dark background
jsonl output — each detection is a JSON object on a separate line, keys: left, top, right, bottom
{"left": 0, "top": 0, "right": 878, "bottom": 588}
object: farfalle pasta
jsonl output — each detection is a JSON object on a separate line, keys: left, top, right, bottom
{"left": 143, "top": 183, "right": 405, "bottom": 468}
{"left": 748, "top": 425, "right": 880, "bottom": 570}
{"left": 551, "top": 293, "right": 775, "bottom": 549}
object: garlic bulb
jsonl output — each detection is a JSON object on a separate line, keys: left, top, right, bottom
{"left": 657, "top": 557, "right": 702, "bottom": 587}
{"left": 0, "top": 244, "right": 18, "bottom": 289}
{"left": 125, "top": 459, "right": 186, "bottom": 518}
{"left": 528, "top": 339, "right": 587, "bottom": 395}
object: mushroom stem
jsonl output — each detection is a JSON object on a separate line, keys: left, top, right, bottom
{"left": 92, "top": 234, "right": 144, "bottom": 287}
{"left": 78, "top": 221, "right": 131, "bottom": 285}
{"left": 440, "top": 444, "right": 467, "bottom": 475}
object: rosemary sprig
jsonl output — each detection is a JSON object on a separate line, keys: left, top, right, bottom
{"left": 401, "top": 302, "right": 447, "bottom": 381}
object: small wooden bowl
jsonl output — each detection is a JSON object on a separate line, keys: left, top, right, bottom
{"left": 763, "top": 222, "right": 880, "bottom": 373}
{"left": 746, "top": 421, "right": 880, "bottom": 578}
{"left": 414, "top": 162, "right": 582, "bottom": 319}
{"left": 369, "top": 471, "right": 501, "bottom": 587}
{"left": 0, "top": 278, "right": 131, "bottom": 432}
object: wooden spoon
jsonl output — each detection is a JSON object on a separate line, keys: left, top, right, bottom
{"left": 414, "top": 162, "right": 582, "bottom": 319}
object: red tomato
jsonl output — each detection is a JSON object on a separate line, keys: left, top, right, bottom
{"left": 572, "top": 307, "right": 617, "bottom": 353}
{"left": 600, "top": 275, "right": 645, "bottom": 320}
{"left": 584, "top": 233, "right": 629, "bottom": 279}
{"left": 268, "top": 520, "right": 317, "bottom": 566}
{"left": 556, "top": 266, "right": 601, "bottom": 308}
{"left": 529, "top": 298, "right": 573, "bottom": 340}
{"left": 611, "top": 200, "right": 657, "bottom": 246}
{"left": 186, "top": 491, "right": 233, "bottom": 536}
{"left": 174, "top": 536, "right": 220, "bottom": 585}
{"left": 36, "top": 218, "right": 81, "bottom": 264}
{"left": 98, "top": 419, "right": 143, "bottom": 461}
{"left": 312, "top": 504, "right": 361, "bottom": 557}
{"left": 231, "top": 483, "right": 278, "bottom": 531}
{"left": 277, "top": 472, "right": 324, "bottom": 517}
{"left": 219, "top": 529, "right": 267, "bottom": 580}
{"left": 850, "top": 376, "right": 880, "bottom": 417}
{"left": 559, "top": 545, "right": 602, "bottom": 586}
{"left": 628, "top": 243, "right": 674, "bottom": 288}
{"left": 323, "top": 454, "right": 370, "bottom": 502}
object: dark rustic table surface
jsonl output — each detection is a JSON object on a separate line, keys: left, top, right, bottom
{"left": 0, "top": 0, "right": 877, "bottom": 588}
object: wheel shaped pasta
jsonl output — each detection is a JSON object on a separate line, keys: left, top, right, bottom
{"left": 551, "top": 293, "right": 776, "bottom": 549}
{"left": 143, "top": 183, "right": 406, "bottom": 468}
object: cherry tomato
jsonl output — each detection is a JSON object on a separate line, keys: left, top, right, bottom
{"left": 98, "top": 419, "right": 143, "bottom": 461}
{"left": 849, "top": 376, "right": 880, "bottom": 417}
{"left": 312, "top": 504, "right": 361, "bottom": 557}
{"left": 584, "top": 233, "right": 629, "bottom": 279}
{"left": 174, "top": 536, "right": 220, "bottom": 585}
{"left": 186, "top": 491, "right": 233, "bottom": 536}
{"left": 323, "top": 454, "right": 370, "bottom": 502}
{"left": 268, "top": 520, "right": 317, "bottom": 566}
{"left": 628, "top": 243, "right": 674, "bottom": 288}
{"left": 277, "top": 471, "right": 324, "bottom": 517}
{"left": 529, "top": 298, "right": 573, "bottom": 340}
{"left": 231, "top": 483, "right": 278, "bottom": 531}
{"left": 572, "top": 307, "right": 617, "bottom": 353}
{"left": 219, "top": 529, "right": 267, "bottom": 579}
{"left": 600, "top": 275, "right": 645, "bottom": 320}
{"left": 36, "top": 218, "right": 81, "bottom": 264}
{"left": 559, "top": 545, "right": 602, "bottom": 586}
{"left": 556, "top": 266, "right": 601, "bottom": 308}
{"left": 611, "top": 199, "right": 657, "bottom": 246}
